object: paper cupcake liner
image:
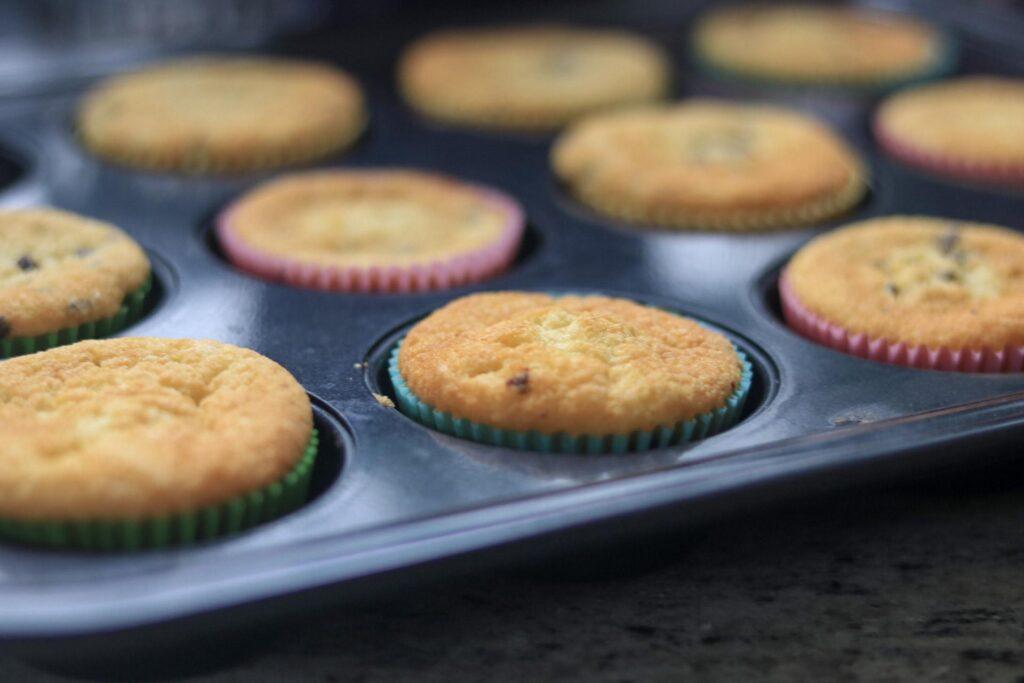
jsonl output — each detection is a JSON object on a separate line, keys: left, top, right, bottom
{"left": 568, "top": 170, "right": 867, "bottom": 232}
{"left": 388, "top": 343, "right": 752, "bottom": 454}
{"left": 0, "top": 276, "right": 152, "bottom": 359}
{"left": 692, "top": 34, "right": 957, "bottom": 92}
{"left": 779, "top": 274, "right": 1024, "bottom": 372}
{"left": 216, "top": 184, "right": 525, "bottom": 293}
{"left": 402, "top": 86, "right": 671, "bottom": 132}
{"left": 77, "top": 115, "right": 367, "bottom": 175}
{"left": 874, "top": 118, "right": 1024, "bottom": 187}
{"left": 0, "top": 429, "right": 319, "bottom": 551}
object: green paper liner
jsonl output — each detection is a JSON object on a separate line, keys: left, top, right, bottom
{"left": 0, "top": 429, "right": 319, "bottom": 551}
{"left": 0, "top": 275, "right": 152, "bottom": 359}
{"left": 389, "top": 343, "right": 752, "bottom": 454}
{"left": 691, "top": 32, "right": 958, "bottom": 93}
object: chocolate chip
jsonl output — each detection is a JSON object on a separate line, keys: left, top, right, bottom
{"left": 0, "top": 316, "right": 9, "bottom": 339}
{"left": 885, "top": 282, "right": 900, "bottom": 297}
{"left": 74, "top": 247, "right": 94, "bottom": 258}
{"left": 937, "top": 228, "right": 961, "bottom": 255}
{"left": 16, "top": 255, "right": 38, "bottom": 271}
{"left": 506, "top": 369, "right": 530, "bottom": 394}
{"left": 543, "top": 50, "right": 577, "bottom": 74}
{"left": 938, "top": 270, "right": 959, "bottom": 282}
{"left": 67, "top": 299, "right": 93, "bottom": 316}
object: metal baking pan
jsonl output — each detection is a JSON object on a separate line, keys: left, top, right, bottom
{"left": 1, "top": 0, "right": 1023, "bottom": 675}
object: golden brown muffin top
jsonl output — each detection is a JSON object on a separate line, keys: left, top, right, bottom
{"left": 694, "top": 4, "right": 943, "bottom": 83}
{"left": 551, "top": 99, "right": 864, "bottom": 228}
{"left": 785, "top": 216, "right": 1024, "bottom": 349}
{"left": 876, "top": 76, "right": 1024, "bottom": 165}
{"left": 221, "top": 170, "right": 517, "bottom": 267}
{"left": 77, "top": 57, "right": 366, "bottom": 173}
{"left": 0, "top": 338, "right": 313, "bottom": 520}
{"left": 398, "top": 292, "right": 743, "bottom": 435}
{"left": 0, "top": 208, "right": 150, "bottom": 338}
{"left": 398, "top": 25, "right": 670, "bottom": 130}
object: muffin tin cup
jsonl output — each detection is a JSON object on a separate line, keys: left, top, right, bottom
{"left": 388, "top": 343, "right": 754, "bottom": 454}
{"left": 0, "top": 275, "right": 152, "bottom": 359}
{"left": 215, "top": 183, "right": 525, "bottom": 293}
{"left": 779, "top": 274, "right": 1024, "bottom": 373}
{"left": 0, "top": 429, "right": 320, "bottom": 552}
{"left": 873, "top": 119, "right": 1024, "bottom": 187}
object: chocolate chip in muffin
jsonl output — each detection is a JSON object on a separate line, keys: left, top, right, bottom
{"left": 885, "top": 282, "right": 900, "bottom": 297}
{"left": 66, "top": 298, "right": 94, "bottom": 316}
{"left": 16, "top": 255, "right": 39, "bottom": 271}
{"left": 936, "top": 227, "right": 961, "bottom": 256}
{"left": 74, "top": 247, "right": 94, "bottom": 258}
{"left": 506, "top": 369, "right": 531, "bottom": 394}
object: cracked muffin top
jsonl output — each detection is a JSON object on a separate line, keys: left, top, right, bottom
{"left": 0, "top": 338, "right": 312, "bottom": 519}
{"left": 397, "top": 292, "right": 743, "bottom": 435}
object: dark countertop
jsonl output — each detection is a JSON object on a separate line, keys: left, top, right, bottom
{"left": 3, "top": 471, "right": 1024, "bottom": 683}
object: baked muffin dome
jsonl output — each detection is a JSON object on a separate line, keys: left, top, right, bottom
{"left": 399, "top": 25, "right": 670, "bottom": 130}
{"left": 552, "top": 99, "right": 866, "bottom": 231}
{"left": 0, "top": 208, "right": 150, "bottom": 353}
{"left": 396, "top": 292, "right": 745, "bottom": 437}
{"left": 78, "top": 57, "right": 366, "bottom": 174}
{"left": 782, "top": 216, "right": 1024, "bottom": 371}
{"left": 875, "top": 76, "right": 1024, "bottom": 186}
{"left": 693, "top": 4, "right": 950, "bottom": 87}
{"left": 0, "top": 337, "right": 313, "bottom": 520}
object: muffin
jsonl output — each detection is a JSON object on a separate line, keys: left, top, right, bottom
{"left": 874, "top": 76, "right": 1024, "bottom": 186}
{"left": 390, "top": 292, "right": 752, "bottom": 453}
{"left": 0, "top": 208, "right": 151, "bottom": 358}
{"left": 398, "top": 25, "right": 670, "bottom": 131}
{"left": 692, "top": 4, "right": 952, "bottom": 88}
{"left": 77, "top": 57, "right": 367, "bottom": 174}
{"left": 781, "top": 216, "right": 1024, "bottom": 372}
{"left": 216, "top": 170, "right": 524, "bottom": 292}
{"left": 0, "top": 337, "right": 317, "bottom": 550}
{"left": 552, "top": 99, "right": 866, "bottom": 231}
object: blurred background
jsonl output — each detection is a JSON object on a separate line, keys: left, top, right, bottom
{"left": 0, "top": 0, "right": 1021, "bottom": 99}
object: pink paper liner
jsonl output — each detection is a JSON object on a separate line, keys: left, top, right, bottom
{"left": 778, "top": 272, "right": 1024, "bottom": 373}
{"left": 216, "top": 181, "right": 525, "bottom": 293}
{"left": 873, "top": 118, "right": 1024, "bottom": 187}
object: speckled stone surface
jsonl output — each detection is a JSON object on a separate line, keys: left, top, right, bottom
{"left": 3, "top": 475, "right": 1024, "bottom": 682}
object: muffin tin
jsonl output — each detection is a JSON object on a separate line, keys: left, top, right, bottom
{"left": 1, "top": 0, "right": 1024, "bottom": 670}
